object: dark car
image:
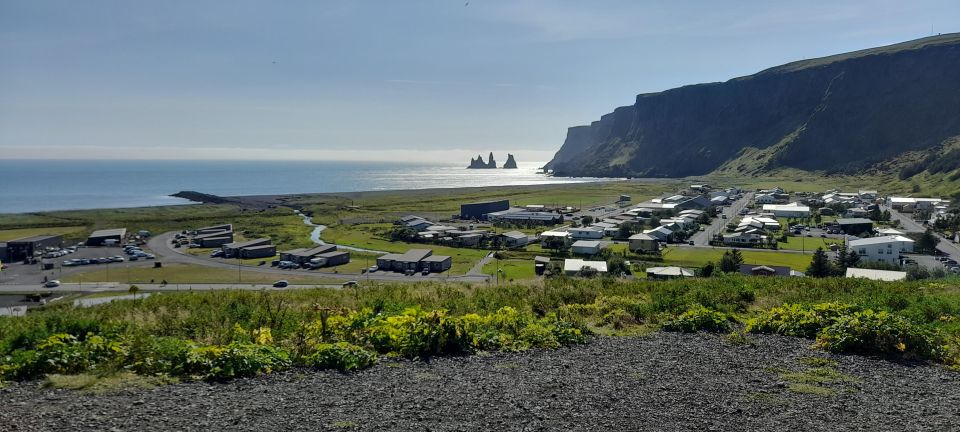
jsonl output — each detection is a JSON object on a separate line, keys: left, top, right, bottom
{"left": 272, "top": 280, "right": 289, "bottom": 288}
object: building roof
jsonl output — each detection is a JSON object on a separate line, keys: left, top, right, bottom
{"left": 421, "top": 255, "right": 451, "bottom": 263}
{"left": 195, "top": 231, "right": 233, "bottom": 240}
{"left": 397, "top": 249, "right": 432, "bottom": 262}
{"left": 540, "top": 230, "right": 571, "bottom": 237}
{"left": 572, "top": 240, "right": 601, "bottom": 248}
{"left": 316, "top": 251, "right": 349, "bottom": 258}
{"left": 845, "top": 267, "right": 907, "bottom": 281}
{"left": 629, "top": 233, "right": 657, "bottom": 241}
{"left": 224, "top": 238, "right": 271, "bottom": 249}
{"left": 563, "top": 259, "right": 608, "bottom": 273}
{"left": 644, "top": 226, "right": 673, "bottom": 235}
{"left": 570, "top": 226, "right": 604, "bottom": 233}
{"left": 378, "top": 253, "right": 402, "bottom": 261}
{"left": 762, "top": 203, "right": 811, "bottom": 212}
{"left": 292, "top": 244, "right": 337, "bottom": 257}
{"left": 877, "top": 228, "right": 905, "bottom": 235}
{"left": 646, "top": 267, "right": 694, "bottom": 277}
{"left": 848, "top": 235, "right": 914, "bottom": 247}
{"left": 836, "top": 218, "right": 873, "bottom": 225}
{"left": 738, "top": 263, "right": 794, "bottom": 277}
{"left": 534, "top": 256, "right": 551, "bottom": 264}
{"left": 501, "top": 231, "right": 528, "bottom": 240}
{"left": 88, "top": 228, "right": 127, "bottom": 238}
{"left": 242, "top": 244, "right": 276, "bottom": 251}
{"left": 8, "top": 235, "right": 62, "bottom": 244}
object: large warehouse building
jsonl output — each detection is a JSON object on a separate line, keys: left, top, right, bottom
{"left": 4, "top": 235, "right": 63, "bottom": 262}
{"left": 86, "top": 228, "right": 127, "bottom": 246}
{"left": 460, "top": 199, "right": 509, "bottom": 220}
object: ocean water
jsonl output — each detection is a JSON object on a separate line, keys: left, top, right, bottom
{"left": 0, "top": 160, "right": 611, "bottom": 214}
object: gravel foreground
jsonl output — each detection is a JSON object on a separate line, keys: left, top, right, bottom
{"left": 2, "top": 333, "right": 958, "bottom": 432}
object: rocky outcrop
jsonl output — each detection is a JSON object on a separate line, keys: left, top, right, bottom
{"left": 503, "top": 154, "right": 518, "bottom": 169}
{"left": 545, "top": 33, "right": 960, "bottom": 178}
{"left": 467, "top": 152, "right": 499, "bottom": 169}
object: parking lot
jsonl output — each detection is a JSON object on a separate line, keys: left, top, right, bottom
{"left": 0, "top": 245, "right": 156, "bottom": 286}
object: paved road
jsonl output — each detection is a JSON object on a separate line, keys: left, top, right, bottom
{"left": 147, "top": 232, "right": 492, "bottom": 284}
{"left": 690, "top": 192, "right": 752, "bottom": 246}
{"left": 0, "top": 282, "right": 346, "bottom": 294}
{"left": 887, "top": 207, "right": 960, "bottom": 258}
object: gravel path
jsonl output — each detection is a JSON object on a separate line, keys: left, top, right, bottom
{"left": 2, "top": 333, "right": 958, "bottom": 431}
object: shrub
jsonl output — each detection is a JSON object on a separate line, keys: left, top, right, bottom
{"left": 663, "top": 306, "right": 732, "bottom": 333}
{"left": 307, "top": 342, "right": 377, "bottom": 372}
{"left": 184, "top": 343, "right": 290, "bottom": 380}
{"left": 0, "top": 333, "right": 126, "bottom": 380}
{"left": 746, "top": 303, "right": 859, "bottom": 338}
{"left": 815, "top": 310, "right": 946, "bottom": 361}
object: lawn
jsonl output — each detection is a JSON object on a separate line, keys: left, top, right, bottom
{"left": 481, "top": 258, "right": 537, "bottom": 282}
{"left": 777, "top": 236, "right": 841, "bottom": 252}
{"left": 660, "top": 247, "right": 813, "bottom": 271}
{"left": 0, "top": 226, "right": 87, "bottom": 242}
{"left": 61, "top": 263, "right": 341, "bottom": 285}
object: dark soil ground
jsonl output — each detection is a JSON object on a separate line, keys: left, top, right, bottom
{"left": 2, "top": 332, "right": 958, "bottom": 431}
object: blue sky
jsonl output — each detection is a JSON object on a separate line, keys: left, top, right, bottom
{"left": 1, "top": 0, "right": 958, "bottom": 162}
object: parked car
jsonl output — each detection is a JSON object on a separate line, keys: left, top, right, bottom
{"left": 129, "top": 256, "right": 139, "bottom": 261}
{"left": 210, "top": 250, "right": 223, "bottom": 258}
{"left": 272, "top": 280, "right": 289, "bottom": 288}
{"left": 342, "top": 280, "right": 358, "bottom": 287}
{"left": 422, "top": 268, "right": 430, "bottom": 276}
{"left": 112, "top": 256, "right": 125, "bottom": 262}
{"left": 368, "top": 266, "right": 378, "bottom": 273}
{"left": 43, "top": 280, "right": 61, "bottom": 288}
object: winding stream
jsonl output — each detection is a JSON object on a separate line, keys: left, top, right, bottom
{"left": 295, "top": 210, "right": 387, "bottom": 254}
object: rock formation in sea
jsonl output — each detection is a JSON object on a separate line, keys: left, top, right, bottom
{"left": 503, "top": 154, "right": 518, "bottom": 169}
{"left": 467, "top": 152, "right": 499, "bottom": 169}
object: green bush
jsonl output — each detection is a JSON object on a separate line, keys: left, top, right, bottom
{"left": 663, "top": 306, "right": 732, "bottom": 333}
{"left": 0, "top": 333, "right": 126, "bottom": 380}
{"left": 307, "top": 342, "right": 377, "bottom": 372}
{"left": 184, "top": 343, "right": 290, "bottom": 380}
{"left": 746, "top": 303, "right": 859, "bottom": 338}
{"left": 815, "top": 310, "right": 946, "bottom": 361}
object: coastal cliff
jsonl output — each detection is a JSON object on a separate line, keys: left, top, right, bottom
{"left": 544, "top": 33, "right": 960, "bottom": 178}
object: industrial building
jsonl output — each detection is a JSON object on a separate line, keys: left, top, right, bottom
{"left": 4, "top": 235, "right": 63, "bottom": 262}
{"left": 195, "top": 231, "right": 234, "bottom": 248}
{"left": 376, "top": 249, "right": 451, "bottom": 273}
{"left": 194, "top": 224, "right": 233, "bottom": 235}
{"left": 460, "top": 200, "right": 510, "bottom": 220}
{"left": 848, "top": 236, "right": 914, "bottom": 264}
{"left": 571, "top": 240, "right": 603, "bottom": 255}
{"left": 313, "top": 251, "right": 350, "bottom": 268}
{"left": 280, "top": 244, "right": 337, "bottom": 265}
{"left": 222, "top": 238, "right": 273, "bottom": 258}
{"left": 628, "top": 233, "right": 659, "bottom": 253}
{"left": 86, "top": 228, "right": 127, "bottom": 246}
{"left": 239, "top": 244, "right": 277, "bottom": 259}
{"left": 836, "top": 218, "right": 874, "bottom": 235}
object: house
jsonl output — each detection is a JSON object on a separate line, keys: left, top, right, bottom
{"left": 500, "top": 231, "right": 531, "bottom": 248}
{"left": 845, "top": 267, "right": 907, "bottom": 281}
{"left": 534, "top": 256, "right": 551, "bottom": 275}
{"left": 591, "top": 222, "right": 619, "bottom": 237}
{"left": 539, "top": 230, "right": 572, "bottom": 247}
{"left": 571, "top": 240, "right": 603, "bottom": 256}
{"left": 887, "top": 197, "right": 946, "bottom": 213}
{"left": 723, "top": 231, "right": 767, "bottom": 246}
{"left": 405, "top": 218, "right": 435, "bottom": 232}
{"left": 628, "top": 233, "right": 660, "bottom": 253}
{"left": 738, "top": 264, "right": 804, "bottom": 277}
{"left": 843, "top": 208, "right": 870, "bottom": 219}
{"left": 643, "top": 226, "right": 674, "bottom": 242}
{"left": 858, "top": 190, "right": 878, "bottom": 200}
{"left": 675, "top": 195, "right": 712, "bottom": 210}
{"left": 646, "top": 266, "right": 694, "bottom": 280}
{"left": 762, "top": 203, "right": 811, "bottom": 218}
{"left": 456, "top": 233, "right": 484, "bottom": 247}
{"left": 195, "top": 231, "right": 234, "bottom": 248}
{"left": 877, "top": 228, "right": 905, "bottom": 236}
{"left": 755, "top": 193, "right": 785, "bottom": 205}
{"left": 848, "top": 236, "right": 915, "bottom": 264}
{"left": 568, "top": 226, "right": 604, "bottom": 240}
{"left": 738, "top": 216, "right": 780, "bottom": 231}
{"left": 836, "top": 218, "right": 874, "bottom": 235}
{"left": 563, "top": 259, "right": 608, "bottom": 275}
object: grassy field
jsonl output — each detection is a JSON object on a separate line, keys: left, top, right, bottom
{"left": 0, "top": 226, "right": 87, "bottom": 242}
{"left": 61, "top": 263, "right": 340, "bottom": 285}
{"left": 778, "top": 236, "right": 841, "bottom": 252}
{"left": 661, "top": 247, "right": 812, "bottom": 271}
{"left": 481, "top": 258, "right": 537, "bottom": 282}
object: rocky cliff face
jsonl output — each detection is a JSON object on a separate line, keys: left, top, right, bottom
{"left": 503, "top": 154, "right": 518, "bottom": 169}
{"left": 545, "top": 34, "right": 960, "bottom": 178}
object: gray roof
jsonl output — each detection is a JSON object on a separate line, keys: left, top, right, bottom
{"left": 836, "top": 218, "right": 873, "bottom": 225}
{"left": 8, "top": 235, "right": 62, "bottom": 244}
{"left": 397, "top": 249, "right": 432, "bottom": 263}
{"left": 88, "top": 228, "right": 127, "bottom": 238}
{"left": 317, "top": 251, "right": 349, "bottom": 258}
{"left": 422, "top": 255, "right": 451, "bottom": 262}
{"left": 572, "top": 240, "right": 601, "bottom": 248}
{"left": 195, "top": 231, "right": 232, "bottom": 240}
{"left": 242, "top": 244, "right": 275, "bottom": 251}
{"left": 378, "top": 253, "right": 402, "bottom": 261}
{"left": 534, "top": 256, "right": 551, "bottom": 263}
{"left": 501, "top": 231, "right": 528, "bottom": 239}
{"left": 224, "top": 238, "right": 271, "bottom": 249}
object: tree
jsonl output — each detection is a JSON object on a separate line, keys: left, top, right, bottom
{"left": 699, "top": 261, "right": 715, "bottom": 277}
{"left": 616, "top": 224, "right": 634, "bottom": 240}
{"left": 806, "top": 248, "right": 834, "bottom": 278}
{"left": 719, "top": 249, "right": 744, "bottom": 273}
{"left": 814, "top": 212, "right": 823, "bottom": 225}
{"left": 542, "top": 236, "right": 569, "bottom": 256}
{"left": 607, "top": 254, "right": 630, "bottom": 276}
{"left": 581, "top": 215, "right": 594, "bottom": 225}
{"left": 868, "top": 207, "right": 882, "bottom": 221}
{"left": 916, "top": 229, "right": 940, "bottom": 254}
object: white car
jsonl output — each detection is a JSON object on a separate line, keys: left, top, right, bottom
{"left": 44, "top": 280, "right": 61, "bottom": 288}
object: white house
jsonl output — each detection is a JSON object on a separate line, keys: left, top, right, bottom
{"left": 539, "top": 230, "right": 571, "bottom": 247}
{"left": 646, "top": 266, "right": 694, "bottom": 279}
{"left": 722, "top": 230, "right": 767, "bottom": 246}
{"left": 591, "top": 222, "right": 619, "bottom": 237}
{"left": 568, "top": 226, "right": 604, "bottom": 240}
{"left": 628, "top": 233, "right": 660, "bottom": 253}
{"left": 571, "top": 240, "right": 603, "bottom": 255}
{"left": 848, "top": 235, "right": 915, "bottom": 264}
{"left": 563, "top": 259, "right": 608, "bottom": 275}
{"left": 500, "top": 231, "right": 531, "bottom": 248}
{"left": 761, "top": 203, "right": 811, "bottom": 218}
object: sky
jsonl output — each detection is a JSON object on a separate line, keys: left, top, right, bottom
{"left": 1, "top": 0, "right": 958, "bottom": 163}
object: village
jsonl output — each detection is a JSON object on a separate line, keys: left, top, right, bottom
{"left": 3, "top": 181, "right": 956, "bottom": 293}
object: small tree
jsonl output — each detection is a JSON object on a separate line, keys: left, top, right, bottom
{"left": 915, "top": 229, "right": 940, "bottom": 254}
{"left": 607, "top": 254, "right": 630, "bottom": 276}
{"left": 719, "top": 249, "right": 744, "bottom": 273}
{"left": 128, "top": 284, "right": 140, "bottom": 301}
{"left": 806, "top": 248, "right": 834, "bottom": 278}
{"left": 699, "top": 261, "right": 715, "bottom": 277}
{"left": 581, "top": 215, "right": 594, "bottom": 225}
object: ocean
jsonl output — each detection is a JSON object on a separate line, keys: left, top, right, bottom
{"left": 0, "top": 160, "right": 612, "bottom": 214}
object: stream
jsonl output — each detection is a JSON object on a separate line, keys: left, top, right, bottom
{"left": 295, "top": 210, "right": 387, "bottom": 254}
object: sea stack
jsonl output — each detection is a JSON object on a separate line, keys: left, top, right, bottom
{"left": 503, "top": 154, "right": 518, "bottom": 169}
{"left": 467, "top": 152, "right": 499, "bottom": 169}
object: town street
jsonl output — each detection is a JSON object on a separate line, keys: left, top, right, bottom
{"left": 690, "top": 192, "right": 753, "bottom": 246}
{"left": 886, "top": 207, "right": 960, "bottom": 258}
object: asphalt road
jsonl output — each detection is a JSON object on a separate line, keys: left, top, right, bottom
{"left": 690, "top": 192, "right": 752, "bottom": 246}
{"left": 887, "top": 207, "right": 960, "bottom": 258}
{"left": 0, "top": 282, "right": 346, "bottom": 294}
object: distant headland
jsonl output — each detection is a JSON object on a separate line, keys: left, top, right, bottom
{"left": 467, "top": 152, "right": 518, "bottom": 169}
